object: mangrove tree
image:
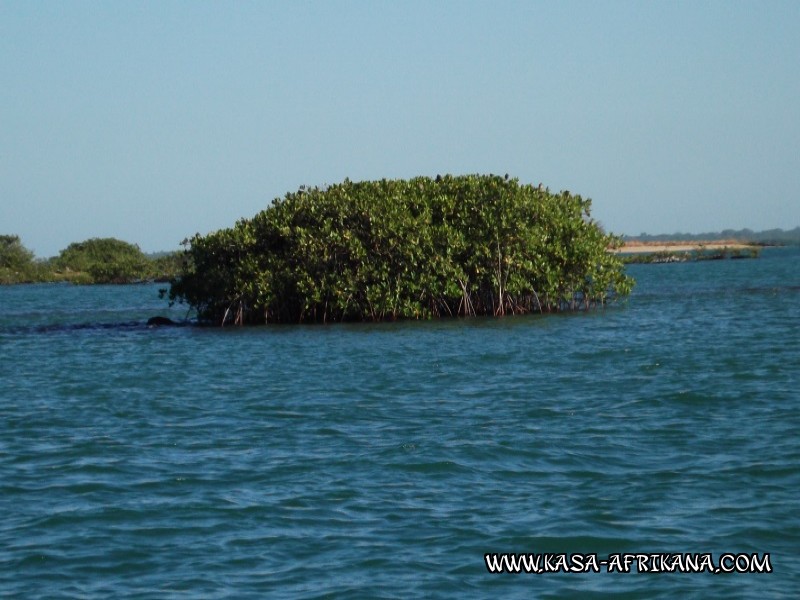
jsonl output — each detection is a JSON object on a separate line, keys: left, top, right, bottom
{"left": 168, "top": 174, "right": 634, "bottom": 325}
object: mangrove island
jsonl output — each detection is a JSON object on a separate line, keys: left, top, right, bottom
{"left": 167, "top": 174, "right": 634, "bottom": 325}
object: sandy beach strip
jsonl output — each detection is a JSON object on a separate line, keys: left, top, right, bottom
{"left": 613, "top": 241, "right": 758, "bottom": 254}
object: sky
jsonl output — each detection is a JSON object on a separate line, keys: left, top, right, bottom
{"left": 2, "top": 0, "right": 799, "bottom": 258}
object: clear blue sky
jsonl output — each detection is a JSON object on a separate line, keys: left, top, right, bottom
{"left": 2, "top": 0, "right": 799, "bottom": 257}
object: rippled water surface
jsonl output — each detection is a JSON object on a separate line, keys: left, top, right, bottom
{"left": 1, "top": 248, "right": 798, "bottom": 598}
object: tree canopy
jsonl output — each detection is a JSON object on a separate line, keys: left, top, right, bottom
{"left": 0, "top": 235, "right": 182, "bottom": 285}
{"left": 169, "top": 174, "right": 634, "bottom": 325}
{"left": 0, "top": 235, "right": 37, "bottom": 283}
{"left": 55, "top": 238, "right": 150, "bottom": 284}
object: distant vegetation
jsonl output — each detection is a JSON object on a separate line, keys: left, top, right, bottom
{"left": 9, "top": 190, "right": 788, "bottom": 317}
{"left": 627, "top": 227, "right": 800, "bottom": 246}
{"left": 168, "top": 174, "right": 634, "bottom": 325}
{"left": 0, "top": 235, "right": 181, "bottom": 285}
{"left": 622, "top": 246, "right": 762, "bottom": 264}
{"left": 0, "top": 235, "right": 45, "bottom": 284}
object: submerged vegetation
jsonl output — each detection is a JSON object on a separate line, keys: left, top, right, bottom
{"left": 0, "top": 235, "right": 181, "bottom": 285}
{"left": 168, "top": 174, "right": 634, "bottom": 325}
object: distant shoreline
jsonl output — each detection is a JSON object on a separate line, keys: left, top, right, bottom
{"left": 613, "top": 240, "right": 761, "bottom": 254}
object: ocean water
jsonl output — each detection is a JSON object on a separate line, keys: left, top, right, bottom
{"left": 1, "top": 248, "right": 798, "bottom": 599}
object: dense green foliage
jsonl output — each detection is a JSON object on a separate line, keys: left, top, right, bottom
{"left": 146, "top": 251, "right": 185, "bottom": 282}
{"left": 0, "top": 235, "right": 39, "bottom": 284}
{"left": 169, "top": 175, "right": 634, "bottom": 325}
{"left": 55, "top": 238, "right": 150, "bottom": 284}
{"left": 0, "top": 235, "right": 182, "bottom": 284}
{"left": 0, "top": 235, "right": 34, "bottom": 270}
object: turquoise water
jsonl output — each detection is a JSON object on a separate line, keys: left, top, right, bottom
{"left": 1, "top": 248, "right": 798, "bottom": 598}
